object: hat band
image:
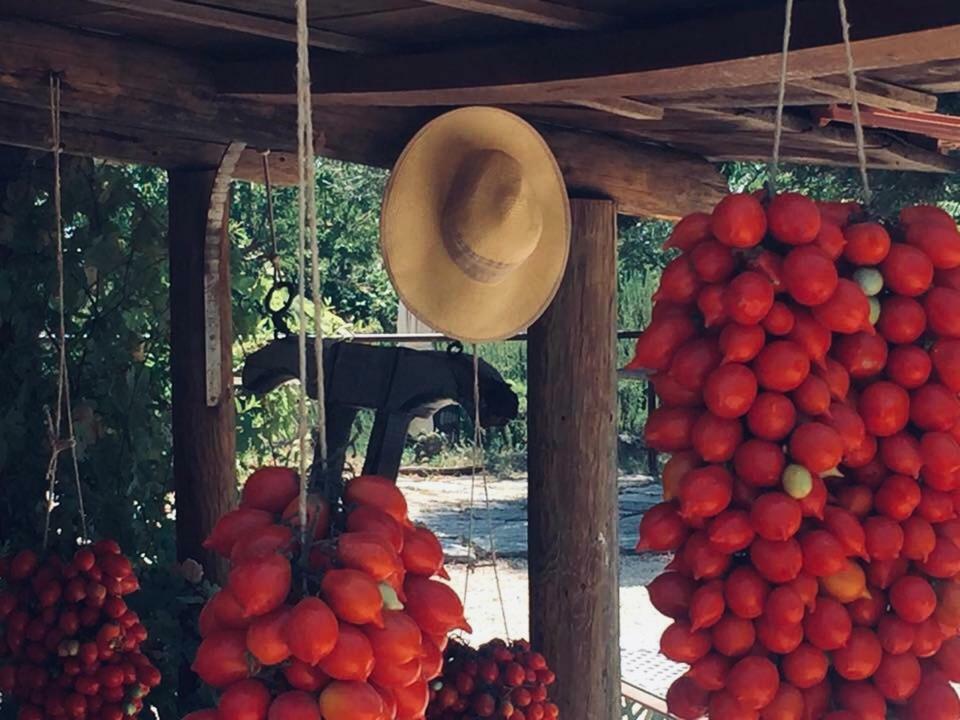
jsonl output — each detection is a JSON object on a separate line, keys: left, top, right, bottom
{"left": 442, "top": 230, "right": 518, "bottom": 284}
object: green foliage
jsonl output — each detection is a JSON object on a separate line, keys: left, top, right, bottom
{"left": 616, "top": 217, "right": 672, "bottom": 454}
{"left": 230, "top": 161, "right": 394, "bottom": 333}
{"left": 0, "top": 150, "right": 186, "bottom": 718}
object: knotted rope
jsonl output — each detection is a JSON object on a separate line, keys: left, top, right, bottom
{"left": 294, "top": 0, "right": 328, "bottom": 544}
{"left": 43, "top": 73, "right": 88, "bottom": 548}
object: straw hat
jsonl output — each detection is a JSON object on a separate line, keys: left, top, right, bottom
{"left": 380, "top": 107, "right": 571, "bottom": 342}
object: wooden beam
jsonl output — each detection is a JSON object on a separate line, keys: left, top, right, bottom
{"left": 417, "top": 0, "right": 616, "bottom": 30}
{"left": 541, "top": 129, "right": 726, "bottom": 220}
{"left": 793, "top": 75, "right": 938, "bottom": 113}
{"left": 0, "top": 101, "right": 301, "bottom": 184}
{"left": 84, "top": 0, "right": 389, "bottom": 53}
{"left": 0, "top": 19, "right": 428, "bottom": 161}
{"left": 0, "top": 20, "right": 726, "bottom": 218}
{"left": 529, "top": 197, "right": 620, "bottom": 720}
{"left": 169, "top": 163, "right": 237, "bottom": 586}
{"left": 564, "top": 98, "right": 663, "bottom": 121}
{"left": 216, "top": 0, "right": 960, "bottom": 105}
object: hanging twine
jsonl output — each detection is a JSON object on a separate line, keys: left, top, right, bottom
{"left": 770, "top": 0, "right": 872, "bottom": 205}
{"left": 461, "top": 347, "right": 510, "bottom": 639}
{"left": 260, "top": 150, "right": 281, "bottom": 281}
{"left": 836, "top": 0, "right": 873, "bottom": 207}
{"left": 43, "top": 73, "right": 88, "bottom": 548}
{"left": 294, "top": 0, "right": 329, "bottom": 544}
{"left": 767, "top": 0, "right": 795, "bottom": 195}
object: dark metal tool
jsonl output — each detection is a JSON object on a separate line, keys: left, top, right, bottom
{"left": 242, "top": 337, "right": 519, "bottom": 492}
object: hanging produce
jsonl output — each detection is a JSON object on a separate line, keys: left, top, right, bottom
{"left": 188, "top": 469, "right": 469, "bottom": 720}
{"left": 0, "top": 542, "right": 162, "bottom": 719}
{"left": 0, "top": 75, "right": 162, "bottom": 720}
{"left": 632, "top": 191, "right": 960, "bottom": 719}
{"left": 424, "top": 638, "right": 557, "bottom": 720}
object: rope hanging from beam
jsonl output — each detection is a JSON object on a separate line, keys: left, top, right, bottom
{"left": 294, "top": 0, "right": 329, "bottom": 544}
{"left": 42, "top": 72, "right": 88, "bottom": 548}
{"left": 768, "top": 0, "right": 873, "bottom": 206}
{"left": 836, "top": 0, "right": 873, "bottom": 207}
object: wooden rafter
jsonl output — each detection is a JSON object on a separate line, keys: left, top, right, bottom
{"left": 417, "top": 0, "right": 616, "bottom": 30}
{"left": 792, "top": 76, "right": 938, "bottom": 113}
{"left": 564, "top": 98, "right": 663, "bottom": 121}
{"left": 0, "top": 19, "right": 726, "bottom": 218}
{"left": 215, "top": 0, "right": 960, "bottom": 105}
{"left": 507, "top": 103, "right": 960, "bottom": 173}
{"left": 85, "top": 0, "right": 390, "bottom": 53}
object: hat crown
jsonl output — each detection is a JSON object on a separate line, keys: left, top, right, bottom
{"left": 441, "top": 149, "right": 544, "bottom": 284}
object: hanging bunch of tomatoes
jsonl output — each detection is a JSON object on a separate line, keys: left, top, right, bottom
{"left": 633, "top": 192, "right": 960, "bottom": 719}
{"left": 186, "top": 468, "right": 470, "bottom": 720}
{"left": 0, "top": 541, "right": 161, "bottom": 720}
{"left": 425, "top": 638, "right": 557, "bottom": 720}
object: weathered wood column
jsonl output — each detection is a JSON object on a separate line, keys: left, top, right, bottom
{"left": 168, "top": 150, "right": 241, "bottom": 585}
{"left": 528, "top": 198, "right": 620, "bottom": 720}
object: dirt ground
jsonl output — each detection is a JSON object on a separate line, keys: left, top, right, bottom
{"left": 398, "top": 471, "right": 683, "bottom": 694}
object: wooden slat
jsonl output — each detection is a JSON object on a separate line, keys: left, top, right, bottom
{"left": 621, "top": 682, "right": 670, "bottom": 715}
{"left": 793, "top": 75, "right": 938, "bottom": 113}
{"left": 503, "top": 103, "right": 812, "bottom": 137}
{"left": 873, "top": 59, "right": 960, "bottom": 93}
{"left": 84, "top": 0, "right": 391, "bottom": 52}
{"left": 216, "top": 0, "right": 960, "bottom": 105}
{"left": 649, "top": 84, "right": 836, "bottom": 110}
{"left": 495, "top": 101, "right": 959, "bottom": 173}
{"left": 564, "top": 98, "right": 663, "bottom": 120}
{"left": 417, "top": 0, "right": 616, "bottom": 30}
{"left": 641, "top": 127, "right": 960, "bottom": 173}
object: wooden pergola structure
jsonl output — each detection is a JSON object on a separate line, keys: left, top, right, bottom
{"left": 3, "top": 1, "right": 960, "bottom": 717}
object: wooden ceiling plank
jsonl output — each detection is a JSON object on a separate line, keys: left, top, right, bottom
{"left": 650, "top": 85, "right": 836, "bottom": 110}
{"left": 215, "top": 0, "right": 960, "bottom": 104}
{"left": 84, "top": 0, "right": 391, "bottom": 53}
{"left": 639, "top": 125, "right": 960, "bottom": 173}
{"left": 564, "top": 98, "right": 663, "bottom": 120}
{"left": 0, "top": 18, "right": 725, "bottom": 218}
{"left": 416, "top": 0, "right": 617, "bottom": 30}
{"left": 792, "top": 75, "right": 938, "bottom": 113}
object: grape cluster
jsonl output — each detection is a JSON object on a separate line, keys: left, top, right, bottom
{"left": 427, "top": 639, "right": 557, "bottom": 720}
{"left": 0, "top": 542, "right": 160, "bottom": 720}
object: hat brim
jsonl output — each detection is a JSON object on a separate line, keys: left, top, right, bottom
{"left": 380, "top": 107, "right": 571, "bottom": 343}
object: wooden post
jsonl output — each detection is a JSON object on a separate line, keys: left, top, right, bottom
{"left": 528, "top": 197, "right": 620, "bottom": 720}
{"left": 168, "top": 166, "right": 237, "bottom": 585}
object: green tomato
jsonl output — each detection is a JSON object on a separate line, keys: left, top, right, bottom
{"left": 783, "top": 463, "right": 813, "bottom": 499}
{"left": 854, "top": 267, "right": 884, "bottom": 297}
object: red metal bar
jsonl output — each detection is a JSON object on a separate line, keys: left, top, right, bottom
{"left": 815, "top": 104, "right": 960, "bottom": 144}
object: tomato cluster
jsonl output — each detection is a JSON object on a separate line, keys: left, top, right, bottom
{"left": 0, "top": 541, "right": 161, "bottom": 720}
{"left": 188, "top": 468, "right": 469, "bottom": 720}
{"left": 633, "top": 194, "right": 960, "bottom": 719}
{"left": 425, "top": 639, "right": 557, "bottom": 720}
